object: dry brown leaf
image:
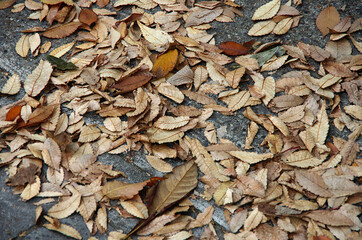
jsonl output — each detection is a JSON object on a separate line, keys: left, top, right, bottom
{"left": 49, "top": 41, "right": 75, "bottom": 58}
{"left": 146, "top": 127, "right": 184, "bottom": 144}
{"left": 121, "top": 201, "right": 149, "bottom": 219}
{"left": 344, "top": 105, "right": 362, "bottom": 120}
{"left": 237, "top": 175, "right": 265, "bottom": 198}
{"left": 223, "top": 90, "right": 251, "bottom": 112}
{"left": 103, "top": 180, "right": 148, "bottom": 200}
{"left": 255, "top": 76, "right": 275, "bottom": 105}
{"left": 268, "top": 115, "right": 289, "bottom": 136}
{"left": 16, "top": 35, "right": 30, "bottom": 57}
{"left": 41, "top": 0, "right": 74, "bottom": 5}
{"left": 295, "top": 170, "right": 333, "bottom": 197}
{"left": 273, "top": 17, "right": 293, "bottom": 35}
{"left": 252, "top": 0, "right": 281, "bottom": 20}
{"left": 244, "top": 207, "right": 264, "bottom": 231}
{"left": 1, "top": 73, "right": 21, "bottom": 95}
{"left": 157, "top": 82, "right": 184, "bottom": 104}
{"left": 154, "top": 116, "right": 190, "bottom": 130}
{"left": 42, "top": 22, "right": 82, "bottom": 39}
{"left": 226, "top": 67, "right": 245, "bottom": 89}
{"left": 307, "top": 210, "right": 354, "bottom": 226}
{"left": 182, "top": 89, "right": 216, "bottom": 105}
{"left": 261, "top": 55, "right": 288, "bottom": 72}
{"left": 113, "top": 71, "right": 152, "bottom": 94}
{"left": 78, "top": 125, "right": 101, "bottom": 143}
{"left": 21, "top": 175, "right": 41, "bottom": 201}
{"left": 44, "top": 137, "right": 61, "bottom": 170}
{"left": 138, "top": 21, "right": 173, "bottom": 51}
{"left": 96, "top": 206, "right": 107, "bottom": 234}
{"left": 191, "top": 138, "right": 229, "bottom": 182}
{"left": 24, "top": 60, "right": 53, "bottom": 97}
{"left": 325, "top": 39, "right": 352, "bottom": 62}
{"left": 309, "top": 101, "right": 329, "bottom": 145}
{"left": 230, "top": 151, "right": 273, "bottom": 164}
{"left": 0, "top": 0, "right": 15, "bottom": 9}
{"left": 44, "top": 222, "right": 82, "bottom": 240}
{"left": 318, "top": 74, "right": 341, "bottom": 89}
{"left": 79, "top": 9, "right": 98, "bottom": 26}
{"left": 218, "top": 41, "right": 249, "bottom": 56}
{"left": 167, "top": 65, "right": 194, "bottom": 86}
{"left": 248, "top": 20, "right": 276, "bottom": 36}
{"left": 283, "top": 150, "right": 323, "bottom": 168}
{"left": 245, "top": 121, "right": 259, "bottom": 149}
{"left": 188, "top": 206, "right": 214, "bottom": 229}
{"left": 194, "top": 65, "right": 208, "bottom": 90}
{"left": 146, "top": 155, "right": 173, "bottom": 173}
{"left": 204, "top": 122, "right": 217, "bottom": 144}
{"left": 148, "top": 160, "right": 197, "bottom": 216}
{"left": 185, "top": 7, "right": 223, "bottom": 27}
{"left": 316, "top": 6, "right": 340, "bottom": 36}
{"left": 48, "top": 186, "right": 82, "bottom": 219}
{"left": 29, "top": 33, "right": 41, "bottom": 55}
{"left": 229, "top": 209, "right": 248, "bottom": 233}
{"left": 349, "top": 35, "right": 362, "bottom": 53}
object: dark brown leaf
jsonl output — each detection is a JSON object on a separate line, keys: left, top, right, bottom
{"left": 112, "top": 71, "right": 152, "bottom": 94}
{"left": 218, "top": 41, "right": 249, "bottom": 56}
{"left": 79, "top": 9, "right": 98, "bottom": 26}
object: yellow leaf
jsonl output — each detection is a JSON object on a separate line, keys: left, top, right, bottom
{"left": 152, "top": 49, "right": 178, "bottom": 78}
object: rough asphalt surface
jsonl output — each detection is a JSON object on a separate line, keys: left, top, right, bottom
{"left": 0, "top": 0, "right": 361, "bottom": 239}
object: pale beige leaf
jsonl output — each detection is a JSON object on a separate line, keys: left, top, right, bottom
{"left": 1, "top": 73, "right": 21, "bottom": 95}
{"left": 248, "top": 20, "right": 276, "bottom": 36}
{"left": 252, "top": 0, "right": 281, "bottom": 20}
{"left": 35, "top": 206, "right": 42, "bottom": 223}
{"left": 44, "top": 223, "right": 82, "bottom": 240}
{"left": 44, "top": 137, "right": 61, "bottom": 170}
{"left": 157, "top": 82, "right": 184, "bottom": 104}
{"left": 48, "top": 186, "right": 82, "bottom": 219}
{"left": 21, "top": 175, "right": 40, "bottom": 201}
{"left": 146, "top": 155, "right": 173, "bottom": 173}
{"left": 255, "top": 76, "right": 275, "bottom": 105}
{"left": 204, "top": 122, "right": 217, "bottom": 144}
{"left": 298, "top": 130, "right": 316, "bottom": 152}
{"left": 191, "top": 138, "right": 229, "bottom": 182}
{"left": 224, "top": 90, "right": 250, "bottom": 112}
{"left": 182, "top": 89, "right": 216, "bottom": 105}
{"left": 188, "top": 206, "right": 214, "bottom": 229}
{"left": 261, "top": 55, "right": 288, "bottom": 72}
{"left": 206, "top": 62, "right": 226, "bottom": 84}
{"left": 138, "top": 21, "right": 172, "bottom": 50}
{"left": 194, "top": 65, "right": 208, "bottom": 90}
{"left": 230, "top": 151, "right": 273, "bottom": 164}
{"left": 78, "top": 125, "right": 101, "bottom": 143}
{"left": 110, "top": 27, "right": 121, "bottom": 49}
{"left": 54, "top": 113, "right": 68, "bottom": 136}
{"left": 229, "top": 209, "right": 248, "bottom": 233}
{"left": 24, "top": 60, "right": 53, "bottom": 97}
{"left": 152, "top": 144, "right": 177, "bottom": 159}
{"left": 146, "top": 127, "right": 184, "bottom": 144}
{"left": 273, "top": 17, "right": 293, "bottom": 35}
{"left": 29, "top": 33, "right": 41, "bottom": 54}
{"left": 278, "top": 105, "right": 305, "bottom": 123}
{"left": 103, "top": 117, "right": 124, "bottom": 132}
{"left": 283, "top": 199, "right": 319, "bottom": 211}
{"left": 185, "top": 7, "right": 223, "bottom": 27}
{"left": 318, "top": 74, "right": 341, "bottom": 89}
{"left": 325, "top": 39, "right": 352, "bottom": 62}
{"left": 96, "top": 206, "right": 107, "bottom": 233}
{"left": 121, "top": 201, "right": 149, "bottom": 219}
{"left": 148, "top": 161, "right": 198, "bottom": 216}
{"left": 349, "top": 35, "right": 362, "bottom": 53}
{"left": 168, "top": 231, "right": 193, "bottom": 240}
{"left": 16, "top": 35, "right": 30, "bottom": 57}
{"left": 154, "top": 116, "right": 190, "bottom": 130}
{"left": 226, "top": 67, "right": 245, "bottom": 89}
{"left": 344, "top": 105, "right": 362, "bottom": 120}
{"left": 77, "top": 195, "right": 96, "bottom": 221}
{"left": 49, "top": 42, "right": 75, "bottom": 58}
{"left": 307, "top": 210, "right": 354, "bottom": 226}
{"left": 309, "top": 101, "right": 329, "bottom": 145}
{"left": 295, "top": 170, "right": 333, "bottom": 197}
{"left": 283, "top": 150, "right": 324, "bottom": 168}
{"left": 138, "top": 214, "right": 177, "bottom": 235}
{"left": 244, "top": 207, "right": 264, "bottom": 231}
{"left": 245, "top": 121, "right": 259, "bottom": 149}
{"left": 167, "top": 65, "right": 194, "bottom": 86}
{"left": 237, "top": 176, "right": 265, "bottom": 198}
{"left": 268, "top": 115, "right": 289, "bottom": 136}
{"left": 127, "top": 87, "right": 149, "bottom": 117}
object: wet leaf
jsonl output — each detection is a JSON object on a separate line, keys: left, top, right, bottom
{"left": 24, "top": 60, "right": 53, "bottom": 97}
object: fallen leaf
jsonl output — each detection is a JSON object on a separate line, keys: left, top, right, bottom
{"left": 194, "top": 65, "right": 208, "bottom": 90}
{"left": 230, "top": 151, "right": 273, "bottom": 164}
{"left": 295, "top": 170, "right": 333, "bottom": 197}
{"left": 248, "top": 20, "right": 276, "bottom": 36}
{"left": 283, "top": 150, "right": 323, "bottom": 168}
{"left": 41, "top": 0, "right": 74, "bottom": 5}
{"left": 344, "top": 105, "right": 362, "bottom": 120}
{"left": 218, "top": 41, "right": 248, "bottom": 56}
{"left": 138, "top": 21, "right": 173, "bottom": 51}
{"left": 146, "top": 155, "right": 173, "bottom": 173}
{"left": 152, "top": 49, "right": 178, "bottom": 78}
{"left": 146, "top": 127, "right": 184, "bottom": 144}
{"left": 42, "top": 22, "right": 82, "bottom": 39}
{"left": 1, "top": 73, "right": 21, "bottom": 95}
{"left": 226, "top": 67, "right": 245, "bottom": 88}
{"left": 24, "top": 60, "right": 53, "bottom": 97}
{"left": 121, "top": 201, "right": 149, "bottom": 219}
{"left": 307, "top": 210, "right": 354, "bottom": 226}
{"left": 157, "top": 82, "right": 184, "bottom": 103}
{"left": 148, "top": 160, "right": 197, "bottom": 216}
{"left": 185, "top": 7, "right": 223, "bottom": 27}
{"left": 167, "top": 65, "right": 194, "bottom": 86}
{"left": 316, "top": 6, "right": 340, "bottom": 36}
{"left": 44, "top": 222, "right": 81, "bottom": 240}
{"left": 21, "top": 175, "right": 41, "bottom": 201}
{"left": 309, "top": 101, "right": 329, "bottom": 145}
{"left": 244, "top": 207, "right": 264, "bottom": 231}
{"left": 0, "top": 0, "right": 15, "bottom": 9}
{"left": 188, "top": 206, "right": 214, "bottom": 229}
{"left": 154, "top": 116, "right": 190, "bottom": 130}
{"left": 79, "top": 9, "right": 98, "bottom": 26}
{"left": 16, "top": 35, "right": 30, "bottom": 58}
{"left": 252, "top": 0, "right": 281, "bottom": 21}
{"left": 112, "top": 71, "right": 152, "bottom": 94}
{"left": 273, "top": 17, "right": 293, "bottom": 35}
{"left": 103, "top": 180, "right": 148, "bottom": 200}
{"left": 48, "top": 186, "right": 82, "bottom": 219}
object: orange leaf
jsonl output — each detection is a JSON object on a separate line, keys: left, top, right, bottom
{"left": 218, "top": 41, "right": 248, "bottom": 56}
{"left": 79, "top": 9, "right": 98, "bottom": 26}
{"left": 316, "top": 6, "right": 340, "bottom": 37}
{"left": 96, "top": 0, "right": 109, "bottom": 7}
{"left": 146, "top": 177, "right": 167, "bottom": 187}
{"left": 6, "top": 105, "right": 22, "bottom": 121}
{"left": 152, "top": 49, "right": 178, "bottom": 78}
{"left": 42, "top": 22, "right": 82, "bottom": 39}
{"left": 313, "top": 236, "right": 331, "bottom": 240}
{"left": 112, "top": 71, "right": 153, "bottom": 94}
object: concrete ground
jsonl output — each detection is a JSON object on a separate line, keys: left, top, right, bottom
{"left": 0, "top": 0, "right": 361, "bottom": 239}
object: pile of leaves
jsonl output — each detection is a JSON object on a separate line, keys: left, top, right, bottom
{"left": 0, "top": 0, "right": 361, "bottom": 239}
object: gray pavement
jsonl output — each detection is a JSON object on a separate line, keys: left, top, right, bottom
{"left": 0, "top": 0, "right": 361, "bottom": 239}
